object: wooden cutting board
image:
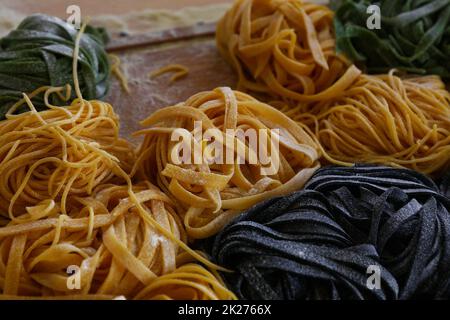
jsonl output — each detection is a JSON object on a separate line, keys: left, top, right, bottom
{"left": 81, "top": 3, "right": 236, "bottom": 144}
{"left": 106, "top": 36, "right": 236, "bottom": 143}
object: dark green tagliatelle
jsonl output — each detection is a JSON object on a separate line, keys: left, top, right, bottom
{"left": 333, "top": 0, "right": 450, "bottom": 77}
{"left": 0, "top": 14, "right": 111, "bottom": 119}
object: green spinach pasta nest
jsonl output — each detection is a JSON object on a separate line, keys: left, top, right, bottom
{"left": 0, "top": 14, "right": 111, "bottom": 119}
{"left": 333, "top": 0, "right": 450, "bottom": 77}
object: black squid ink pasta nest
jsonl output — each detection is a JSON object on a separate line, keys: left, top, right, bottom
{"left": 209, "top": 165, "right": 450, "bottom": 300}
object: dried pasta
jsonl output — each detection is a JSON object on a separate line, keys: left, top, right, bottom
{"left": 281, "top": 71, "right": 450, "bottom": 175}
{"left": 0, "top": 21, "right": 232, "bottom": 300}
{"left": 0, "top": 183, "right": 234, "bottom": 299}
{"left": 210, "top": 165, "right": 450, "bottom": 300}
{"left": 150, "top": 64, "right": 189, "bottom": 83}
{"left": 110, "top": 54, "right": 131, "bottom": 93}
{"left": 133, "top": 87, "right": 320, "bottom": 239}
{"left": 216, "top": 0, "right": 361, "bottom": 104}
{"left": 0, "top": 87, "right": 134, "bottom": 220}
{"left": 135, "top": 253, "right": 236, "bottom": 300}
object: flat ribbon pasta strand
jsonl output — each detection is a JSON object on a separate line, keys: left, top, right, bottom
{"left": 133, "top": 87, "right": 320, "bottom": 239}
{"left": 150, "top": 64, "right": 189, "bottom": 83}
{"left": 216, "top": 0, "right": 361, "bottom": 105}
{"left": 134, "top": 254, "right": 237, "bottom": 300}
{"left": 110, "top": 54, "right": 131, "bottom": 93}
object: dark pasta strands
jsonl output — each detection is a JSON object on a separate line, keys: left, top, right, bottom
{"left": 211, "top": 190, "right": 399, "bottom": 300}
{"left": 305, "top": 165, "right": 450, "bottom": 299}
{"left": 210, "top": 165, "right": 450, "bottom": 300}
{"left": 0, "top": 14, "right": 111, "bottom": 119}
{"left": 440, "top": 171, "right": 450, "bottom": 197}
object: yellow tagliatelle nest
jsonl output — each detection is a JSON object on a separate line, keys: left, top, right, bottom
{"left": 0, "top": 183, "right": 235, "bottom": 299}
{"left": 0, "top": 95, "right": 134, "bottom": 221}
{"left": 133, "top": 87, "right": 320, "bottom": 239}
{"left": 286, "top": 71, "right": 450, "bottom": 175}
{"left": 216, "top": 0, "right": 361, "bottom": 104}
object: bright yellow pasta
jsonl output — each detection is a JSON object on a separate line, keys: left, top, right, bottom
{"left": 133, "top": 87, "right": 320, "bottom": 239}
{"left": 0, "top": 90, "right": 134, "bottom": 221}
{"left": 0, "top": 183, "right": 234, "bottom": 299}
{"left": 150, "top": 64, "right": 189, "bottom": 83}
{"left": 216, "top": 0, "right": 361, "bottom": 104}
{"left": 135, "top": 253, "right": 236, "bottom": 300}
{"left": 283, "top": 71, "right": 450, "bottom": 175}
{"left": 0, "top": 22, "right": 233, "bottom": 300}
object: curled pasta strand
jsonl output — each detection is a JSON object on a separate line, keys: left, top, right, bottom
{"left": 150, "top": 64, "right": 189, "bottom": 83}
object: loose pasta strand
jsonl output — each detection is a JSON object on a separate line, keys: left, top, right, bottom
{"left": 110, "top": 54, "right": 131, "bottom": 93}
{"left": 150, "top": 64, "right": 189, "bottom": 83}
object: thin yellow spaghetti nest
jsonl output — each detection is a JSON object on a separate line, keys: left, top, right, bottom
{"left": 284, "top": 72, "right": 450, "bottom": 175}
{"left": 0, "top": 92, "right": 134, "bottom": 220}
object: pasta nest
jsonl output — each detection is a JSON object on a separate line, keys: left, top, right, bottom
{"left": 133, "top": 87, "right": 320, "bottom": 239}
{"left": 0, "top": 183, "right": 234, "bottom": 299}
{"left": 283, "top": 71, "right": 450, "bottom": 175}
{"left": 216, "top": 0, "right": 361, "bottom": 104}
{"left": 0, "top": 98, "right": 134, "bottom": 220}
{"left": 211, "top": 165, "right": 450, "bottom": 300}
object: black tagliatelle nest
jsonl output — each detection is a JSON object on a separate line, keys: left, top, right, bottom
{"left": 210, "top": 165, "right": 450, "bottom": 300}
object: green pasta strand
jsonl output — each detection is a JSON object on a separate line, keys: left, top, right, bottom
{"left": 0, "top": 14, "right": 111, "bottom": 119}
{"left": 333, "top": 0, "right": 450, "bottom": 77}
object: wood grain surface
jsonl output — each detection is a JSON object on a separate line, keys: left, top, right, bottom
{"left": 109, "top": 39, "right": 236, "bottom": 143}
{"left": 1, "top": 0, "right": 230, "bottom": 17}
